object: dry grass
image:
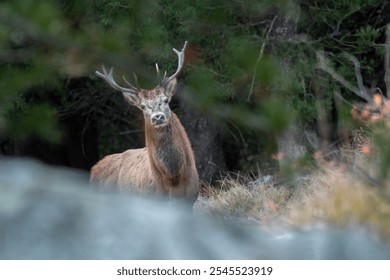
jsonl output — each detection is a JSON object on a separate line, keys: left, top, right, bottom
{"left": 195, "top": 175, "right": 293, "bottom": 223}
{"left": 195, "top": 132, "right": 390, "bottom": 238}
{"left": 285, "top": 165, "right": 390, "bottom": 238}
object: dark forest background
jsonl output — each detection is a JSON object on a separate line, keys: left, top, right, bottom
{"left": 0, "top": 0, "right": 389, "bottom": 184}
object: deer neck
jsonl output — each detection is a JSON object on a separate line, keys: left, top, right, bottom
{"left": 144, "top": 113, "right": 193, "bottom": 185}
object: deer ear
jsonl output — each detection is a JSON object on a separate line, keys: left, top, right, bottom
{"left": 165, "top": 78, "right": 177, "bottom": 98}
{"left": 122, "top": 91, "right": 140, "bottom": 107}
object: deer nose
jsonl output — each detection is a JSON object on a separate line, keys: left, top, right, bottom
{"left": 151, "top": 113, "right": 166, "bottom": 125}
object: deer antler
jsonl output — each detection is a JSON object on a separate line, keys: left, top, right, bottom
{"left": 97, "top": 41, "right": 188, "bottom": 91}
{"left": 96, "top": 65, "right": 139, "bottom": 94}
{"left": 161, "top": 41, "right": 188, "bottom": 85}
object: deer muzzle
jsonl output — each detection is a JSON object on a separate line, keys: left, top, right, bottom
{"left": 151, "top": 113, "right": 167, "bottom": 126}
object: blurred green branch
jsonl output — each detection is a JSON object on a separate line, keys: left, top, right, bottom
{"left": 0, "top": 5, "right": 148, "bottom": 79}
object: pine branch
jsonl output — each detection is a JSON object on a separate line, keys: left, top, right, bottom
{"left": 342, "top": 53, "right": 371, "bottom": 101}
{"left": 316, "top": 51, "right": 372, "bottom": 102}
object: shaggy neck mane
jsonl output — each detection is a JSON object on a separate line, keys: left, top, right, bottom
{"left": 144, "top": 113, "right": 193, "bottom": 185}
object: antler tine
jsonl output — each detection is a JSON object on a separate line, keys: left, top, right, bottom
{"left": 96, "top": 65, "right": 138, "bottom": 94}
{"left": 163, "top": 70, "right": 167, "bottom": 81}
{"left": 163, "top": 41, "right": 188, "bottom": 84}
{"left": 122, "top": 75, "right": 138, "bottom": 91}
{"left": 133, "top": 72, "right": 140, "bottom": 89}
{"left": 155, "top": 63, "right": 160, "bottom": 79}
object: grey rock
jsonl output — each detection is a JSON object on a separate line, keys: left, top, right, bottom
{"left": 0, "top": 159, "right": 389, "bottom": 259}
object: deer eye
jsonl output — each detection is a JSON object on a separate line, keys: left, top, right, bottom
{"left": 140, "top": 104, "right": 145, "bottom": 110}
{"left": 164, "top": 98, "right": 169, "bottom": 103}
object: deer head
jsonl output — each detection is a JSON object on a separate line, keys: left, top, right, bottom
{"left": 96, "top": 41, "right": 188, "bottom": 128}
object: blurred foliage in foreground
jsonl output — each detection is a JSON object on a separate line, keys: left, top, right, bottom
{"left": 0, "top": 0, "right": 389, "bottom": 178}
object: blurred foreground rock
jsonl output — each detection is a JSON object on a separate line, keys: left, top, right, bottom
{"left": 0, "top": 158, "right": 389, "bottom": 259}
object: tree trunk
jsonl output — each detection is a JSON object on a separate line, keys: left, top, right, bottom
{"left": 176, "top": 87, "right": 226, "bottom": 185}
{"left": 270, "top": 2, "right": 315, "bottom": 167}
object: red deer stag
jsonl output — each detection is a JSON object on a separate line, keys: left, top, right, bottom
{"left": 90, "top": 41, "right": 199, "bottom": 204}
